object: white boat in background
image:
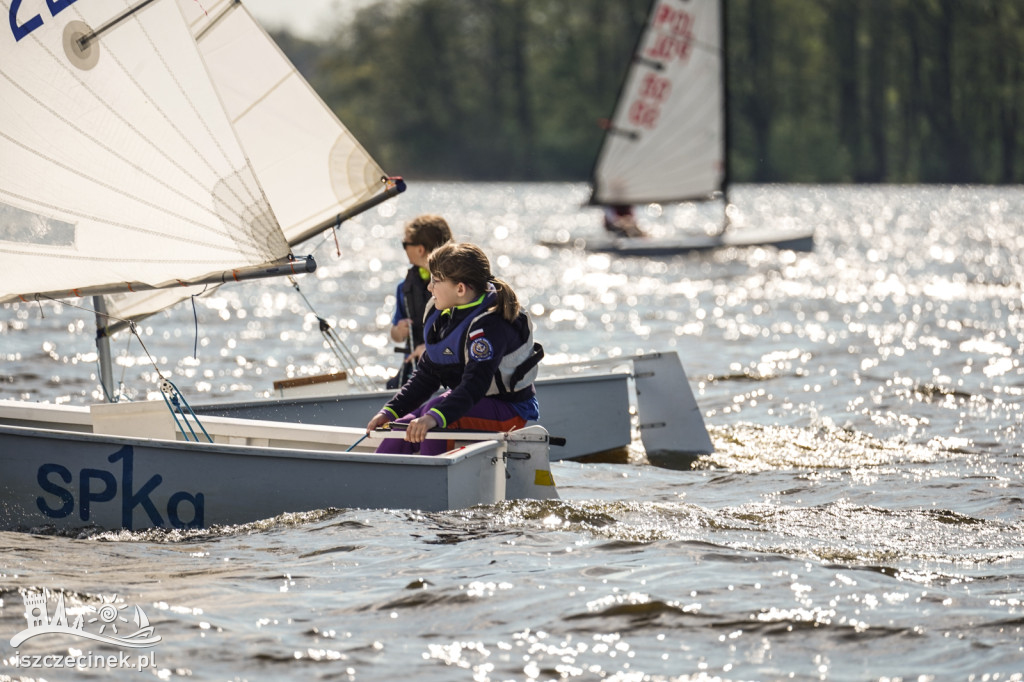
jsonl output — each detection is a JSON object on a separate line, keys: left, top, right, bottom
{"left": 195, "top": 350, "right": 713, "bottom": 463}
{"left": 569, "top": 228, "right": 814, "bottom": 256}
{"left": 544, "top": 0, "right": 814, "bottom": 255}
{"left": 0, "top": 0, "right": 553, "bottom": 531}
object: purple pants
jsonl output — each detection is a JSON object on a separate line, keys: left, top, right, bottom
{"left": 376, "top": 391, "right": 526, "bottom": 456}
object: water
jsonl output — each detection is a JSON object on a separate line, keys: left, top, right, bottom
{"left": 2, "top": 184, "right": 1023, "bottom": 681}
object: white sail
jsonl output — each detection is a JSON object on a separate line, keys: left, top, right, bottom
{"left": 177, "top": 0, "right": 387, "bottom": 244}
{"left": 0, "top": 0, "right": 289, "bottom": 304}
{"left": 107, "top": 0, "right": 391, "bottom": 323}
{"left": 590, "top": 0, "right": 724, "bottom": 206}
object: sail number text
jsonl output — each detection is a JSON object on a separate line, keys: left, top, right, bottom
{"left": 35, "top": 445, "right": 206, "bottom": 530}
{"left": 9, "top": 0, "right": 79, "bottom": 42}
{"left": 628, "top": 3, "right": 697, "bottom": 130}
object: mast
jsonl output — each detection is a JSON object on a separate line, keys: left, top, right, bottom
{"left": 586, "top": 0, "right": 657, "bottom": 207}
{"left": 718, "top": 0, "right": 732, "bottom": 235}
{"left": 94, "top": 296, "right": 115, "bottom": 402}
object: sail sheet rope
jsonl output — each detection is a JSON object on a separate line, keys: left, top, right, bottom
{"left": 288, "top": 278, "right": 377, "bottom": 392}
{"left": 30, "top": 294, "right": 213, "bottom": 439}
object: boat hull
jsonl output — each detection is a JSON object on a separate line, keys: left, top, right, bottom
{"left": 0, "top": 425, "right": 505, "bottom": 532}
{"left": 542, "top": 228, "right": 814, "bottom": 256}
{"left": 196, "top": 351, "right": 714, "bottom": 464}
{"left": 194, "top": 373, "right": 634, "bottom": 461}
{"left": 0, "top": 401, "right": 558, "bottom": 532}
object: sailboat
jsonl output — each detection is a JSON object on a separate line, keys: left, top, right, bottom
{"left": 0, "top": 0, "right": 556, "bottom": 531}
{"left": 547, "top": 0, "right": 814, "bottom": 256}
{"left": 139, "top": 0, "right": 715, "bottom": 464}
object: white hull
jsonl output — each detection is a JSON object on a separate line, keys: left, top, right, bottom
{"left": 543, "top": 227, "right": 815, "bottom": 257}
{"left": 194, "top": 351, "right": 713, "bottom": 462}
{"left": 196, "top": 373, "right": 632, "bottom": 461}
{"left": 0, "top": 401, "right": 557, "bottom": 532}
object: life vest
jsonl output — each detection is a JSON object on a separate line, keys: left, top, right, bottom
{"left": 400, "top": 266, "right": 431, "bottom": 347}
{"left": 423, "top": 290, "right": 543, "bottom": 402}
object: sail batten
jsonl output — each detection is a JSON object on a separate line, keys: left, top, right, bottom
{"left": 590, "top": 0, "right": 724, "bottom": 207}
{"left": 77, "top": 0, "right": 161, "bottom": 48}
{"left": 0, "top": 64, "right": 256, "bottom": 241}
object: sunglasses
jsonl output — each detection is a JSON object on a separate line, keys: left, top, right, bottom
{"left": 401, "top": 241, "right": 420, "bottom": 248}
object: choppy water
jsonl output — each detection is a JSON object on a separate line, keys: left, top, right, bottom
{"left": 2, "top": 183, "right": 1023, "bottom": 681}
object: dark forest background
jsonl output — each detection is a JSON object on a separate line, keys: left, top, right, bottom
{"left": 272, "top": 0, "right": 1024, "bottom": 184}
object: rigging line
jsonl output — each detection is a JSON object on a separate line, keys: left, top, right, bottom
{"left": 327, "top": 330, "right": 375, "bottom": 391}
{"left": 36, "top": 293, "right": 132, "bottom": 328}
{"left": 160, "top": 379, "right": 212, "bottom": 442}
{"left": 128, "top": 320, "right": 169, "bottom": 382}
{"left": 289, "top": 277, "right": 318, "bottom": 314}
{"left": 0, "top": 71, "right": 243, "bottom": 240}
{"left": 332, "top": 216, "right": 342, "bottom": 257}
{"left": 299, "top": 227, "right": 345, "bottom": 261}
{"left": 190, "top": 285, "right": 209, "bottom": 359}
{"left": 36, "top": 293, "right": 168, "bottom": 382}
{"left": 288, "top": 277, "right": 374, "bottom": 390}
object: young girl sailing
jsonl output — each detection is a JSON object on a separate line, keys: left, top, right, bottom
{"left": 366, "top": 242, "right": 543, "bottom": 455}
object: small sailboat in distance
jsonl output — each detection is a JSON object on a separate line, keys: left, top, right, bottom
{"left": 547, "top": 0, "right": 814, "bottom": 256}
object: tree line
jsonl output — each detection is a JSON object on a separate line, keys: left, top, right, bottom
{"left": 274, "top": 0, "right": 1024, "bottom": 184}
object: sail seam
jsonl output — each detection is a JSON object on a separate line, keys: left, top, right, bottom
{"left": 0, "top": 69, "right": 239, "bottom": 242}
{"left": 127, "top": 11, "right": 282, "bottom": 260}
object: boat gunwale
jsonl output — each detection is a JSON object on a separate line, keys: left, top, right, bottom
{"left": 0, "top": 422, "right": 503, "bottom": 467}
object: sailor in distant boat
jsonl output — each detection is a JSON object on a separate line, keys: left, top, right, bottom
{"left": 367, "top": 243, "right": 543, "bottom": 455}
{"left": 386, "top": 215, "right": 453, "bottom": 389}
{"left": 603, "top": 204, "right": 646, "bottom": 238}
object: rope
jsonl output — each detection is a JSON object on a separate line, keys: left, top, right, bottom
{"left": 96, "top": 359, "right": 115, "bottom": 403}
{"left": 345, "top": 433, "right": 369, "bottom": 452}
{"left": 34, "top": 294, "right": 215, "bottom": 437}
{"left": 289, "top": 278, "right": 377, "bottom": 391}
{"left": 190, "top": 286, "right": 208, "bottom": 360}
{"left": 159, "top": 379, "right": 212, "bottom": 443}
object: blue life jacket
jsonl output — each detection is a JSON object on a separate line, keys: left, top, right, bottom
{"left": 423, "top": 289, "right": 542, "bottom": 401}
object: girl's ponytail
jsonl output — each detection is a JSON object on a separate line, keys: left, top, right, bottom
{"left": 429, "top": 243, "right": 521, "bottom": 321}
{"left": 490, "top": 276, "right": 520, "bottom": 322}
